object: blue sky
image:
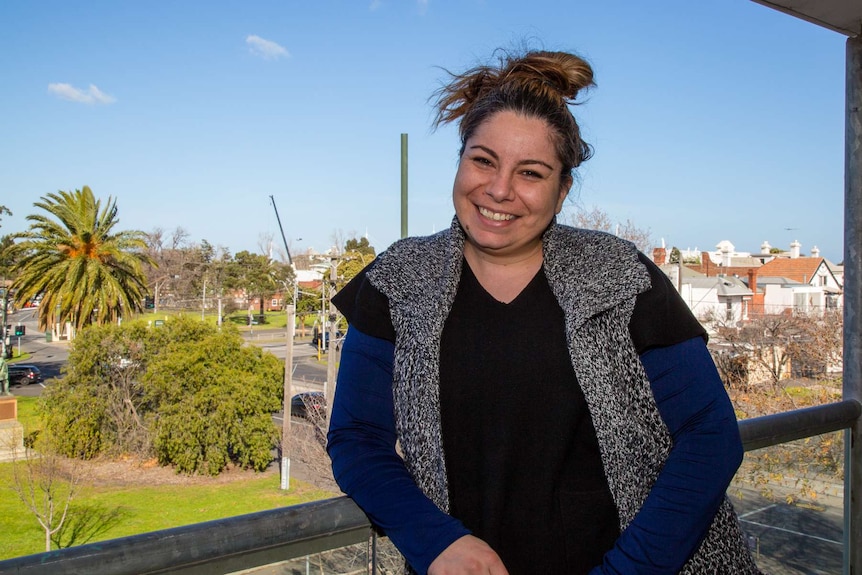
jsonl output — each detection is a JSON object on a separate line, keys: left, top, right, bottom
{"left": 0, "top": 1, "right": 848, "bottom": 262}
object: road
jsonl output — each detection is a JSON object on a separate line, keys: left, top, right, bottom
{"left": 6, "top": 310, "right": 330, "bottom": 397}
{"left": 730, "top": 484, "right": 844, "bottom": 574}
{"left": 4, "top": 308, "right": 67, "bottom": 397}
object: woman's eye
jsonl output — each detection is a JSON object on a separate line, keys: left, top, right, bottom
{"left": 521, "top": 170, "right": 542, "bottom": 178}
{"left": 472, "top": 156, "right": 493, "bottom": 166}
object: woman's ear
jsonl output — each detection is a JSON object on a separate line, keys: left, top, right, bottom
{"left": 556, "top": 175, "right": 573, "bottom": 214}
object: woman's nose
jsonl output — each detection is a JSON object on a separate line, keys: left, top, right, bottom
{"left": 485, "top": 172, "right": 514, "bottom": 202}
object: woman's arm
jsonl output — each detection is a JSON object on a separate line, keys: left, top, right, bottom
{"left": 590, "top": 336, "right": 743, "bottom": 574}
{"left": 327, "top": 328, "right": 471, "bottom": 574}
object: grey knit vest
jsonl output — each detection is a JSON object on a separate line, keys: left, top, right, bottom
{"left": 367, "top": 218, "right": 761, "bottom": 574}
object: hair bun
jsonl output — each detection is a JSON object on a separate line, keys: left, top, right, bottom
{"left": 432, "top": 47, "right": 595, "bottom": 171}
{"left": 500, "top": 51, "right": 594, "bottom": 103}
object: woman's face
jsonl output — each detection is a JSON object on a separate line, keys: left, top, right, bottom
{"left": 453, "top": 110, "right": 572, "bottom": 262}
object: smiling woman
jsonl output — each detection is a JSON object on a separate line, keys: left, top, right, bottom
{"left": 327, "top": 48, "right": 762, "bottom": 575}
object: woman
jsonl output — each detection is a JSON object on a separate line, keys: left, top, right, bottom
{"left": 328, "top": 49, "right": 762, "bottom": 575}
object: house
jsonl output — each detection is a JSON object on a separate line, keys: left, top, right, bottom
{"left": 753, "top": 246, "right": 843, "bottom": 313}
{"left": 652, "top": 239, "right": 842, "bottom": 321}
{"left": 685, "top": 240, "right": 772, "bottom": 279}
{"left": 654, "top": 248, "right": 754, "bottom": 328}
{"left": 675, "top": 273, "right": 753, "bottom": 327}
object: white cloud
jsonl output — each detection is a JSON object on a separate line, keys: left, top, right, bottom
{"left": 246, "top": 35, "right": 290, "bottom": 60}
{"left": 47, "top": 83, "right": 116, "bottom": 105}
{"left": 369, "top": 0, "right": 382, "bottom": 10}
{"left": 417, "top": 0, "right": 428, "bottom": 14}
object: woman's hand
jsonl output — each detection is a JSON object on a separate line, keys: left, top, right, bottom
{"left": 428, "top": 535, "right": 509, "bottom": 574}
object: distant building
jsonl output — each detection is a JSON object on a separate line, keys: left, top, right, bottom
{"left": 652, "top": 239, "right": 843, "bottom": 322}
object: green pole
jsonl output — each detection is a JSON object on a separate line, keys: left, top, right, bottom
{"left": 401, "top": 133, "right": 408, "bottom": 239}
{"left": 1, "top": 284, "right": 6, "bottom": 359}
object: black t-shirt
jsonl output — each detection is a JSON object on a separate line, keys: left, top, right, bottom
{"left": 332, "top": 252, "right": 705, "bottom": 574}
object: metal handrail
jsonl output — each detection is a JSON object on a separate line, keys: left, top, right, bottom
{"left": 739, "top": 398, "right": 862, "bottom": 451}
{"left": 0, "top": 497, "right": 372, "bottom": 575}
{"left": 0, "top": 399, "right": 859, "bottom": 575}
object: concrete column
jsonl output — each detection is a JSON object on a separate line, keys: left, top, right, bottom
{"left": 843, "top": 35, "right": 862, "bottom": 575}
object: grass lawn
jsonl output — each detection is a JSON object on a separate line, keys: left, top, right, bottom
{"left": 14, "top": 396, "right": 41, "bottom": 436}
{"left": 0, "top": 397, "right": 334, "bottom": 561}
{"left": 0, "top": 461, "right": 333, "bottom": 561}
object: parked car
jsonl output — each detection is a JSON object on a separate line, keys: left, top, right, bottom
{"left": 290, "top": 392, "right": 326, "bottom": 421}
{"left": 8, "top": 364, "right": 43, "bottom": 386}
{"left": 311, "top": 327, "right": 344, "bottom": 349}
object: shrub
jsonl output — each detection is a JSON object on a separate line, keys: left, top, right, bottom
{"left": 41, "top": 316, "right": 283, "bottom": 475}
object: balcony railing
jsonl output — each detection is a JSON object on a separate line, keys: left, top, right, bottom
{"left": 0, "top": 397, "right": 858, "bottom": 575}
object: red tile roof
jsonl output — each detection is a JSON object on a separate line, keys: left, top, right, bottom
{"left": 757, "top": 258, "right": 824, "bottom": 284}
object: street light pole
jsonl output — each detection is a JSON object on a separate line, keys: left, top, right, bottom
{"left": 325, "top": 258, "right": 339, "bottom": 431}
{"left": 280, "top": 303, "right": 295, "bottom": 490}
{"left": 201, "top": 277, "right": 207, "bottom": 321}
{"left": 268, "top": 195, "right": 299, "bottom": 490}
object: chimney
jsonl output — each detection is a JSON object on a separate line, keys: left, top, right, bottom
{"left": 760, "top": 240, "right": 772, "bottom": 255}
{"left": 811, "top": 246, "right": 820, "bottom": 258}
{"left": 790, "top": 240, "right": 801, "bottom": 259}
{"left": 747, "top": 268, "right": 758, "bottom": 294}
{"left": 720, "top": 244, "right": 732, "bottom": 268}
{"left": 652, "top": 247, "right": 667, "bottom": 265}
{"left": 702, "top": 251, "right": 712, "bottom": 276}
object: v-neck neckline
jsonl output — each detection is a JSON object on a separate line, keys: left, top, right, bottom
{"left": 461, "top": 259, "right": 545, "bottom": 306}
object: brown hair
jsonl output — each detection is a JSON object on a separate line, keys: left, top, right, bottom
{"left": 433, "top": 49, "right": 595, "bottom": 179}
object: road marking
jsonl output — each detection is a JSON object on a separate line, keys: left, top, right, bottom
{"left": 739, "top": 504, "right": 777, "bottom": 518}
{"left": 739, "top": 518, "right": 842, "bottom": 545}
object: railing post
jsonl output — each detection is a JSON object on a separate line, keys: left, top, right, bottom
{"left": 843, "top": 34, "right": 862, "bottom": 575}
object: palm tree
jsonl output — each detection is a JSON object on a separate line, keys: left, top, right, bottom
{"left": 10, "top": 186, "right": 153, "bottom": 333}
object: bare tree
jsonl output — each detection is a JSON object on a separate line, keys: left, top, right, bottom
{"left": 712, "top": 314, "right": 796, "bottom": 390}
{"left": 329, "top": 229, "right": 354, "bottom": 256}
{"left": 257, "top": 232, "right": 276, "bottom": 259}
{"left": 786, "top": 309, "right": 844, "bottom": 379}
{"left": 712, "top": 311, "right": 845, "bottom": 504}
{"left": 9, "top": 434, "right": 86, "bottom": 552}
{"left": 567, "top": 205, "right": 652, "bottom": 252}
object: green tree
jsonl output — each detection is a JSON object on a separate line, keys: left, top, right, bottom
{"left": 144, "top": 319, "right": 282, "bottom": 474}
{"left": 344, "top": 236, "right": 375, "bottom": 258}
{"left": 42, "top": 316, "right": 283, "bottom": 475}
{"left": 339, "top": 236, "right": 376, "bottom": 285}
{"left": 227, "top": 250, "right": 293, "bottom": 318}
{"left": 191, "top": 239, "right": 233, "bottom": 321}
{"left": 0, "top": 205, "right": 10, "bottom": 227}
{"left": 9, "top": 187, "right": 152, "bottom": 331}
{"left": 0, "top": 235, "right": 15, "bottom": 278}
{"left": 296, "top": 289, "right": 321, "bottom": 314}
{"left": 669, "top": 246, "right": 681, "bottom": 264}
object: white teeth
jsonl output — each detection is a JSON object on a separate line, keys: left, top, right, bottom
{"left": 479, "top": 207, "right": 514, "bottom": 221}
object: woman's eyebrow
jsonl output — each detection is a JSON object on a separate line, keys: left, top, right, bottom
{"left": 519, "top": 158, "right": 555, "bottom": 171}
{"left": 468, "top": 144, "right": 499, "bottom": 160}
{"left": 468, "top": 144, "right": 555, "bottom": 171}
